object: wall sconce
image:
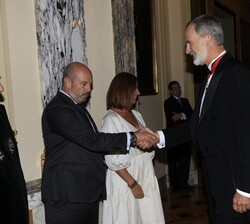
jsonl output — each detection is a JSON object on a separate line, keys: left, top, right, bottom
{"left": 41, "top": 150, "right": 45, "bottom": 169}
{"left": 13, "top": 129, "right": 18, "bottom": 143}
{"left": 13, "top": 129, "right": 18, "bottom": 136}
{"left": 72, "top": 18, "right": 82, "bottom": 28}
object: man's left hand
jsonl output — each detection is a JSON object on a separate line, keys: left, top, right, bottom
{"left": 233, "top": 192, "right": 250, "bottom": 213}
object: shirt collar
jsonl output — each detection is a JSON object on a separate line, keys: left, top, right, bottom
{"left": 173, "top": 96, "right": 181, "bottom": 100}
{"left": 208, "top": 50, "right": 226, "bottom": 70}
{"left": 59, "top": 89, "right": 77, "bottom": 104}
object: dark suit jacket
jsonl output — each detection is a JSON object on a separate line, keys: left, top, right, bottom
{"left": 41, "top": 92, "right": 128, "bottom": 204}
{"left": 164, "top": 95, "right": 193, "bottom": 127}
{"left": 190, "top": 52, "right": 250, "bottom": 192}
{"left": 162, "top": 95, "right": 193, "bottom": 151}
{"left": 161, "top": 121, "right": 191, "bottom": 150}
{"left": 0, "top": 105, "right": 29, "bottom": 224}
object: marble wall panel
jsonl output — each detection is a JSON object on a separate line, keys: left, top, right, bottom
{"left": 111, "top": 0, "right": 158, "bottom": 95}
{"left": 35, "top": 0, "right": 87, "bottom": 107}
{"left": 111, "top": 0, "right": 137, "bottom": 75}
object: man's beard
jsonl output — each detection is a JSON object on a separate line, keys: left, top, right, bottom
{"left": 82, "top": 94, "right": 91, "bottom": 106}
{"left": 76, "top": 93, "right": 91, "bottom": 104}
{"left": 193, "top": 48, "right": 207, "bottom": 66}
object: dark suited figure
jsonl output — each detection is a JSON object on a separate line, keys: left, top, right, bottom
{"left": 164, "top": 81, "right": 193, "bottom": 190}
{"left": 0, "top": 82, "right": 29, "bottom": 224}
{"left": 41, "top": 62, "right": 158, "bottom": 224}
{"left": 186, "top": 15, "right": 250, "bottom": 223}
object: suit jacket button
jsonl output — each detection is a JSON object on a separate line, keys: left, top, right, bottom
{"left": 209, "top": 131, "right": 214, "bottom": 135}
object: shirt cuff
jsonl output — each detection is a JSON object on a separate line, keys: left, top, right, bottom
{"left": 180, "top": 113, "right": 186, "bottom": 120}
{"left": 156, "top": 131, "right": 165, "bottom": 148}
{"left": 236, "top": 189, "right": 250, "bottom": 198}
{"left": 126, "top": 132, "right": 131, "bottom": 150}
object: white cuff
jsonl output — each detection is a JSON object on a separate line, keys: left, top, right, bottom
{"left": 236, "top": 189, "right": 250, "bottom": 198}
{"left": 126, "top": 132, "right": 130, "bottom": 150}
{"left": 180, "top": 113, "right": 186, "bottom": 120}
{"left": 156, "top": 131, "right": 165, "bottom": 149}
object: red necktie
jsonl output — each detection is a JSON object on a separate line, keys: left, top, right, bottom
{"left": 207, "top": 54, "right": 224, "bottom": 79}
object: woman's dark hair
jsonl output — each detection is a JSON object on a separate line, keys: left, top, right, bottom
{"left": 106, "top": 72, "right": 138, "bottom": 110}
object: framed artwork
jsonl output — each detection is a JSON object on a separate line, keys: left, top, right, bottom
{"left": 133, "top": 0, "right": 158, "bottom": 95}
{"left": 111, "top": 0, "right": 158, "bottom": 95}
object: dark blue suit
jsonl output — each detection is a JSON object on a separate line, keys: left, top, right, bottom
{"left": 164, "top": 95, "right": 193, "bottom": 189}
{"left": 41, "top": 92, "right": 128, "bottom": 223}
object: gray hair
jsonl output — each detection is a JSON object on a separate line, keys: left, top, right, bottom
{"left": 186, "top": 15, "right": 224, "bottom": 45}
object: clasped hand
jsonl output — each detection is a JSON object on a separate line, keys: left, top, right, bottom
{"left": 172, "top": 112, "right": 182, "bottom": 122}
{"left": 233, "top": 192, "right": 250, "bottom": 213}
{"left": 134, "top": 128, "right": 159, "bottom": 149}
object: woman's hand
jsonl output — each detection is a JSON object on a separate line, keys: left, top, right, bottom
{"left": 130, "top": 182, "right": 144, "bottom": 199}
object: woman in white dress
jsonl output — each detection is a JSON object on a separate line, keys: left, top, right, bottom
{"left": 100, "top": 72, "right": 165, "bottom": 224}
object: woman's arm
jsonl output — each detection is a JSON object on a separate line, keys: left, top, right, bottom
{"left": 116, "top": 169, "right": 144, "bottom": 199}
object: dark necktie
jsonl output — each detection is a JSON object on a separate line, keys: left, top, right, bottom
{"left": 77, "top": 104, "right": 98, "bottom": 132}
{"left": 177, "top": 98, "right": 183, "bottom": 109}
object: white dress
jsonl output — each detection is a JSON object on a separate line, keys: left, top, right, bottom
{"left": 99, "top": 109, "right": 165, "bottom": 224}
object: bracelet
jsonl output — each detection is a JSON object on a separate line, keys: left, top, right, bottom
{"left": 128, "top": 180, "right": 137, "bottom": 189}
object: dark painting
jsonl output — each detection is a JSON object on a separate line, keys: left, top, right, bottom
{"left": 134, "top": 0, "right": 158, "bottom": 95}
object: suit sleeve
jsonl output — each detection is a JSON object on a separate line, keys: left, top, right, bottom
{"left": 231, "top": 64, "right": 250, "bottom": 192}
{"left": 43, "top": 105, "right": 127, "bottom": 153}
{"left": 161, "top": 121, "right": 191, "bottom": 150}
{"left": 183, "top": 99, "right": 193, "bottom": 119}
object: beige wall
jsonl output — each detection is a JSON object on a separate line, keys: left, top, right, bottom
{"left": 139, "top": 0, "right": 194, "bottom": 130}
{"left": 0, "top": 0, "right": 43, "bottom": 181}
{"left": 0, "top": 0, "right": 120, "bottom": 181}
{"left": 84, "top": 0, "right": 116, "bottom": 128}
{"left": 139, "top": 0, "right": 194, "bottom": 177}
{"left": 0, "top": 0, "right": 193, "bottom": 182}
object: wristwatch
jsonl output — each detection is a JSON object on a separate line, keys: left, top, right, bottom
{"left": 129, "top": 132, "right": 137, "bottom": 146}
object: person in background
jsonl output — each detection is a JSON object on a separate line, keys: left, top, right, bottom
{"left": 41, "top": 62, "right": 159, "bottom": 224}
{"left": 164, "top": 80, "right": 193, "bottom": 191}
{"left": 100, "top": 72, "right": 165, "bottom": 224}
{"left": 0, "top": 82, "right": 29, "bottom": 224}
{"left": 186, "top": 15, "right": 250, "bottom": 223}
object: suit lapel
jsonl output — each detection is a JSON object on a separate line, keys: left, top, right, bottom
{"left": 58, "top": 91, "right": 98, "bottom": 132}
{"left": 191, "top": 52, "right": 232, "bottom": 132}
{"left": 76, "top": 103, "right": 98, "bottom": 132}
{"left": 199, "top": 70, "right": 223, "bottom": 124}
{"left": 193, "top": 78, "right": 206, "bottom": 126}
{"left": 82, "top": 106, "right": 98, "bottom": 132}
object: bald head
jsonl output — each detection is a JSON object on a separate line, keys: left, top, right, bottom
{"left": 62, "top": 62, "right": 93, "bottom": 104}
{"left": 62, "top": 62, "right": 92, "bottom": 83}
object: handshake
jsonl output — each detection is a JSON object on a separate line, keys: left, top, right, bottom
{"left": 133, "top": 128, "right": 160, "bottom": 149}
{"left": 132, "top": 121, "right": 191, "bottom": 150}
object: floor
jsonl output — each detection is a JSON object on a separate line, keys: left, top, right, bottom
{"left": 161, "top": 186, "right": 210, "bottom": 224}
